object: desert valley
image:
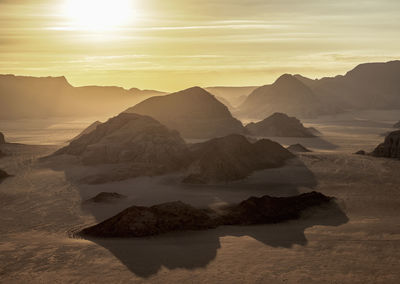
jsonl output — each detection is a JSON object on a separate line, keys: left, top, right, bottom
{"left": 0, "top": 60, "right": 400, "bottom": 283}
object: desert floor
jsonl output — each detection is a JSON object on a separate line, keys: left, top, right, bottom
{"left": 0, "top": 110, "right": 399, "bottom": 283}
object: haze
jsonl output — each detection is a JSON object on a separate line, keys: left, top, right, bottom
{"left": 1, "top": 0, "right": 400, "bottom": 91}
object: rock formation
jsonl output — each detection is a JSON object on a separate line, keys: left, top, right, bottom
{"left": 372, "top": 130, "right": 400, "bottom": 159}
{"left": 287, "top": 144, "right": 312, "bottom": 153}
{"left": 237, "top": 61, "right": 400, "bottom": 119}
{"left": 394, "top": 121, "right": 400, "bottom": 128}
{"left": 79, "top": 191, "right": 333, "bottom": 238}
{"left": 53, "top": 113, "right": 192, "bottom": 180}
{"left": 0, "top": 169, "right": 10, "bottom": 180}
{"left": 70, "top": 121, "right": 102, "bottom": 141}
{"left": 0, "top": 132, "right": 5, "bottom": 144}
{"left": 84, "top": 192, "right": 127, "bottom": 204}
{"left": 245, "top": 113, "right": 315, "bottom": 137}
{"left": 125, "top": 86, "right": 246, "bottom": 139}
{"left": 183, "top": 134, "right": 294, "bottom": 184}
{"left": 354, "top": 150, "right": 366, "bottom": 155}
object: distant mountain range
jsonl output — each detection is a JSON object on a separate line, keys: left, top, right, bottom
{"left": 1, "top": 60, "right": 399, "bottom": 120}
{"left": 237, "top": 60, "right": 400, "bottom": 119}
{"left": 0, "top": 74, "right": 165, "bottom": 119}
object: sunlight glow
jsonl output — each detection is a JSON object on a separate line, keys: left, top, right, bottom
{"left": 63, "top": 0, "right": 134, "bottom": 31}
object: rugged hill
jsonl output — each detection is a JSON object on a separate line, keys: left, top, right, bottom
{"left": 125, "top": 87, "right": 246, "bottom": 139}
{"left": 79, "top": 191, "right": 332, "bottom": 238}
{"left": 183, "top": 134, "right": 294, "bottom": 184}
{"left": 372, "top": 130, "right": 400, "bottom": 159}
{"left": 245, "top": 113, "right": 315, "bottom": 137}
{"left": 0, "top": 74, "right": 164, "bottom": 119}
{"left": 237, "top": 74, "right": 336, "bottom": 119}
{"left": 238, "top": 61, "right": 400, "bottom": 119}
{"left": 70, "top": 121, "right": 102, "bottom": 141}
{"left": 54, "top": 113, "right": 191, "bottom": 179}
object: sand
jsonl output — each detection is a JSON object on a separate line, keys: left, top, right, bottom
{"left": 0, "top": 109, "right": 400, "bottom": 283}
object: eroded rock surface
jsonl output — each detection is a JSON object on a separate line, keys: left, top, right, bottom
{"left": 79, "top": 192, "right": 333, "bottom": 238}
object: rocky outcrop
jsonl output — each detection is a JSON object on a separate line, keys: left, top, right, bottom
{"left": 183, "top": 134, "right": 294, "bottom": 184}
{"left": 0, "top": 132, "right": 5, "bottom": 144}
{"left": 79, "top": 191, "right": 333, "bottom": 238}
{"left": 84, "top": 192, "right": 127, "bottom": 204}
{"left": 70, "top": 121, "right": 102, "bottom": 141}
{"left": 125, "top": 87, "right": 246, "bottom": 139}
{"left": 53, "top": 113, "right": 192, "bottom": 179}
{"left": 0, "top": 169, "right": 10, "bottom": 180}
{"left": 287, "top": 144, "right": 312, "bottom": 153}
{"left": 372, "top": 130, "right": 400, "bottom": 159}
{"left": 245, "top": 113, "right": 315, "bottom": 137}
{"left": 354, "top": 150, "right": 366, "bottom": 155}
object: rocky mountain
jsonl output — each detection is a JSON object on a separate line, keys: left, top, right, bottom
{"left": 70, "top": 121, "right": 102, "bottom": 141}
{"left": 54, "top": 113, "right": 191, "bottom": 180}
{"left": 183, "top": 134, "right": 294, "bottom": 184}
{"left": 125, "top": 87, "right": 246, "bottom": 139}
{"left": 0, "top": 74, "right": 165, "bottom": 119}
{"left": 237, "top": 61, "right": 400, "bottom": 119}
{"left": 237, "top": 74, "right": 337, "bottom": 119}
{"left": 206, "top": 86, "right": 257, "bottom": 108}
{"left": 79, "top": 191, "right": 332, "bottom": 238}
{"left": 372, "top": 130, "right": 400, "bottom": 159}
{"left": 297, "top": 61, "right": 400, "bottom": 110}
{"left": 245, "top": 113, "right": 315, "bottom": 137}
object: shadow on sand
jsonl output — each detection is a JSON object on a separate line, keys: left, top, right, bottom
{"left": 44, "top": 156, "right": 349, "bottom": 278}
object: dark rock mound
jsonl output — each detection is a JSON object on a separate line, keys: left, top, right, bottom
{"left": 183, "top": 134, "right": 294, "bottom": 184}
{"left": 372, "top": 130, "right": 400, "bottom": 159}
{"left": 125, "top": 86, "right": 246, "bottom": 139}
{"left": 394, "top": 121, "right": 400, "bottom": 128}
{"left": 84, "top": 192, "right": 127, "bottom": 204}
{"left": 0, "top": 169, "right": 10, "bottom": 180}
{"left": 220, "top": 191, "right": 332, "bottom": 225}
{"left": 287, "top": 144, "right": 312, "bottom": 153}
{"left": 0, "top": 132, "right": 5, "bottom": 144}
{"left": 79, "top": 191, "right": 333, "bottom": 238}
{"left": 70, "top": 121, "right": 102, "bottom": 141}
{"left": 80, "top": 201, "right": 217, "bottom": 238}
{"left": 354, "top": 150, "right": 366, "bottom": 155}
{"left": 245, "top": 113, "right": 315, "bottom": 137}
{"left": 53, "top": 113, "right": 192, "bottom": 180}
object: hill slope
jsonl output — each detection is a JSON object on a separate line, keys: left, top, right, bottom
{"left": 125, "top": 87, "right": 246, "bottom": 139}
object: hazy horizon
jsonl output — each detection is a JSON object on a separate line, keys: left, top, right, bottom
{"left": 1, "top": 0, "right": 400, "bottom": 91}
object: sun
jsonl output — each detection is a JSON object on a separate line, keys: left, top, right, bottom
{"left": 63, "top": 0, "right": 134, "bottom": 31}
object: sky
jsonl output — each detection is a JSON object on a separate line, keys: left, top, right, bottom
{"left": 0, "top": 0, "right": 399, "bottom": 91}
